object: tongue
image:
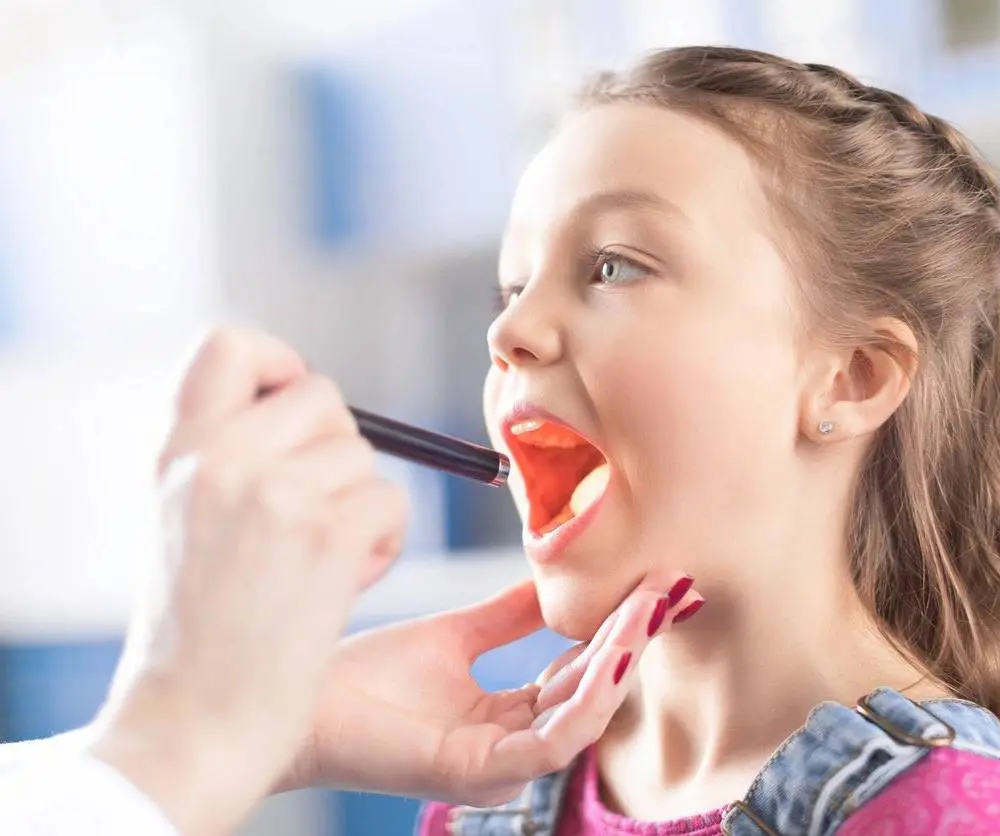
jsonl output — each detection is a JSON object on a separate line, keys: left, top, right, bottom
{"left": 570, "top": 463, "right": 610, "bottom": 516}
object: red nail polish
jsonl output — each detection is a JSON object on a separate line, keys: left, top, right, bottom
{"left": 613, "top": 652, "right": 632, "bottom": 685}
{"left": 666, "top": 575, "right": 694, "bottom": 608}
{"left": 672, "top": 598, "right": 705, "bottom": 624}
{"left": 647, "top": 597, "right": 669, "bottom": 636}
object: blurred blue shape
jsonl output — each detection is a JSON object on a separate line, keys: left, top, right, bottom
{"left": 0, "top": 211, "right": 16, "bottom": 344}
{"left": 295, "top": 66, "right": 365, "bottom": 246}
{"left": 443, "top": 467, "right": 497, "bottom": 551}
{"left": 375, "top": 455, "right": 447, "bottom": 558}
{"left": 436, "top": 418, "right": 521, "bottom": 553}
{"left": 472, "top": 628, "right": 573, "bottom": 691}
{"left": 336, "top": 792, "right": 421, "bottom": 836}
{"left": 0, "top": 640, "right": 122, "bottom": 742}
{"left": 292, "top": 1, "right": 516, "bottom": 255}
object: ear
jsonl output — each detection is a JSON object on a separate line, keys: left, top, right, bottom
{"left": 800, "top": 317, "right": 918, "bottom": 444}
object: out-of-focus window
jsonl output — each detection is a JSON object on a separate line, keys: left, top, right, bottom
{"left": 941, "top": 0, "right": 1000, "bottom": 51}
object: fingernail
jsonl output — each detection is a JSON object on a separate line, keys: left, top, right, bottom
{"left": 647, "top": 597, "right": 669, "bottom": 636}
{"left": 672, "top": 598, "right": 705, "bottom": 625}
{"left": 665, "top": 575, "right": 694, "bottom": 608}
{"left": 613, "top": 651, "right": 632, "bottom": 685}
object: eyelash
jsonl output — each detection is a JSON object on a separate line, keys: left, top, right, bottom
{"left": 494, "top": 247, "right": 649, "bottom": 313}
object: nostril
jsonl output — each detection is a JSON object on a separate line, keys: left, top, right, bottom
{"left": 511, "top": 346, "right": 538, "bottom": 364}
{"left": 491, "top": 352, "right": 510, "bottom": 372}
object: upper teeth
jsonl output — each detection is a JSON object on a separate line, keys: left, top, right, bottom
{"left": 510, "top": 419, "right": 544, "bottom": 435}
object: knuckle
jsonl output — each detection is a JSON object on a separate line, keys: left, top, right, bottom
{"left": 301, "top": 374, "right": 352, "bottom": 432}
{"left": 345, "top": 436, "right": 377, "bottom": 475}
{"left": 304, "top": 512, "right": 339, "bottom": 554}
{"left": 201, "top": 326, "right": 248, "bottom": 366}
{"left": 176, "top": 328, "right": 250, "bottom": 417}
{"left": 248, "top": 470, "right": 295, "bottom": 518}
{"left": 304, "top": 373, "right": 344, "bottom": 406}
{"left": 250, "top": 470, "right": 345, "bottom": 553}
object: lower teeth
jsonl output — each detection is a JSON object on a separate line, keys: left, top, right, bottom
{"left": 570, "top": 463, "right": 610, "bottom": 515}
{"left": 537, "top": 462, "right": 611, "bottom": 536}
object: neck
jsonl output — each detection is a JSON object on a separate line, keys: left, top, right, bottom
{"left": 598, "top": 533, "right": 947, "bottom": 817}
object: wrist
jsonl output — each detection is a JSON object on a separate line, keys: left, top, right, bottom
{"left": 89, "top": 678, "right": 282, "bottom": 836}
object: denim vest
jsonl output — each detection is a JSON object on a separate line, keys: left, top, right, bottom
{"left": 436, "top": 688, "right": 1000, "bottom": 836}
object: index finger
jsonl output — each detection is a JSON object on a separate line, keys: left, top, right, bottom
{"left": 175, "top": 327, "right": 307, "bottom": 424}
{"left": 485, "top": 583, "right": 705, "bottom": 782}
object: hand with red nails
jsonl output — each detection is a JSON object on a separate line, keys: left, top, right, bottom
{"left": 277, "top": 571, "right": 703, "bottom": 807}
{"left": 530, "top": 573, "right": 703, "bottom": 736}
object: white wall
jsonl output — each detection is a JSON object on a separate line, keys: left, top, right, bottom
{"left": 0, "top": 11, "right": 217, "bottom": 636}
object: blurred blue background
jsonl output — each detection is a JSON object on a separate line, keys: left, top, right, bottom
{"left": 0, "top": 0, "right": 997, "bottom": 833}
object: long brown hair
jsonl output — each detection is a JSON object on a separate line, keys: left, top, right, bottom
{"left": 579, "top": 46, "right": 1000, "bottom": 712}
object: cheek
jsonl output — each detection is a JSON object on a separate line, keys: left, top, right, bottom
{"left": 589, "top": 314, "right": 799, "bottom": 487}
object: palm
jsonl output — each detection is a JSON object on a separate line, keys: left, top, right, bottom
{"left": 279, "top": 576, "right": 679, "bottom": 808}
{"left": 337, "top": 620, "right": 529, "bottom": 730}
{"left": 286, "top": 583, "right": 545, "bottom": 805}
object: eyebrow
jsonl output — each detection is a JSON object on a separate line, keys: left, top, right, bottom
{"left": 500, "top": 188, "right": 690, "bottom": 254}
{"left": 570, "top": 188, "right": 690, "bottom": 222}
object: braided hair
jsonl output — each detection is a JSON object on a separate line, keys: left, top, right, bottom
{"left": 579, "top": 46, "right": 1000, "bottom": 712}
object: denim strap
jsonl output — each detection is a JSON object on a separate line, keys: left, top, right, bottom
{"left": 445, "top": 769, "right": 574, "bottom": 836}
{"left": 722, "top": 688, "right": 1000, "bottom": 836}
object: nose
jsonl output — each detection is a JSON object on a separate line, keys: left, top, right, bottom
{"left": 487, "top": 283, "right": 565, "bottom": 372}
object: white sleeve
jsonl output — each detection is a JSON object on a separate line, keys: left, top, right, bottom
{"left": 0, "top": 741, "right": 178, "bottom": 836}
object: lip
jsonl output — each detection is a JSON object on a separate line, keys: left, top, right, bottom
{"left": 499, "top": 400, "right": 611, "bottom": 563}
{"left": 500, "top": 401, "right": 583, "bottom": 446}
{"left": 523, "top": 484, "right": 609, "bottom": 563}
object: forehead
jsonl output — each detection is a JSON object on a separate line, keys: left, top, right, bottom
{"left": 504, "top": 103, "right": 770, "bottom": 244}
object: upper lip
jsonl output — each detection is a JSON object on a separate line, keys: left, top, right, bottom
{"left": 498, "top": 400, "right": 607, "bottom": 458}
{"left": 501, "top": 401, "right": 584, "bottom": 445}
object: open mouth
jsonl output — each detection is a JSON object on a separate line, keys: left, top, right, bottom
{"left": 505, "top": 418, "right": 611, "bottom": 537}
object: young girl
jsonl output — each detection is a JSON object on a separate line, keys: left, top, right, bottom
{"left": 414, "top": 45, "right": 1000, "bottom": 834}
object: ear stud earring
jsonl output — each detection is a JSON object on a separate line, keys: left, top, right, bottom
{"left": 818, "top": 420, "right": 835, "bottom": 435}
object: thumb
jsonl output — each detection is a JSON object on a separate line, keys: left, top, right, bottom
{"left": 446, "top": 580, "right": 544, "bottom": 661}
{"left": 159, "top": 328, "right": 307, "bottom": 475}
{"left": 177, "top": 328, "right": 307, "bottom": 424}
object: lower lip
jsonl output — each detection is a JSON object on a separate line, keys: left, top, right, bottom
{"left": 523, "top": 486, "right": 609, "bottom": 564}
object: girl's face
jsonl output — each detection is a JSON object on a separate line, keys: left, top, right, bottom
{"left": 483, "top": 103, "right": 808, "bottom": 640}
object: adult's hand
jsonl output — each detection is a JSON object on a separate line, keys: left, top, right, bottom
{"left": 90, "top": 328, "right": 409, "bottom": 836}
{"left": 280, "top": 570, "right": 703, "bottom": 807}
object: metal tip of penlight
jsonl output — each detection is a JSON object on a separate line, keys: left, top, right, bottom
{"left": 491, "top": 455, "right": 511, "bottom": 487}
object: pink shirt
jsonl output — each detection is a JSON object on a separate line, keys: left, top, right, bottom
{"left": 418, "top": 745, "right": 1000, "bottom": 835}
{"left": 837, "top": 745, "right": 1000, "bottom": 835}
{"left": 419, "top": 747, "right": 727, "bottom": 836}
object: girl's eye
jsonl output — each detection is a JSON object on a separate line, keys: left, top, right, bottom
{"left": 597, "top": 255, "right": 647, "bottom": 285}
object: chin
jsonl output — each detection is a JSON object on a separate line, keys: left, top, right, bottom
{"left": 533, "top": 570, "right": 625, "bottom": 642}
